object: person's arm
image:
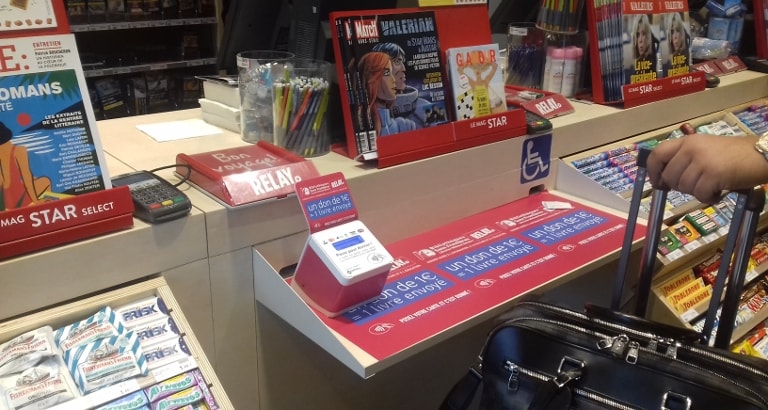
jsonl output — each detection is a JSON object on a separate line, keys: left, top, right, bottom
{"left": 14, "top": 146, "right": 39, "bottom": 203}
{"left": 646, "top": 134, "right": 768, "bottom": 203}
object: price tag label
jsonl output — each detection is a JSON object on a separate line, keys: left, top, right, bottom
{"left": 681, "top": 308, "right": 699, "bottom": 322}
{"left": 717, "top": 227, "right": 729, "bottom": 237}
{"left": 665, "top": 249, "right": 685, "bottom": 262}
{"left": 700, "top": 234, "right": 717, "bottom": 244}
{"left": 87, "top": 379, "right": 141, "bottom": 407}
{"left": 114, "top": 67, "right": 132, "bottom": 75}
{"left": 747, "top": 269, "right": 759, "bottom": 283}
{"left": 683, "top": 240, "right": 702, "bottom": 252}
{"left": 151, "top": 356, "right": 199, "bottom": 382}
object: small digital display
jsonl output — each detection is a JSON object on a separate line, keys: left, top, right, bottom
{"left": 332, "top": 235, "right": 364, "bottom": 251}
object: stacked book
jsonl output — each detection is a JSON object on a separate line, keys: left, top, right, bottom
{"left": 197, "top": 75, "right": 241, "bottom": 133}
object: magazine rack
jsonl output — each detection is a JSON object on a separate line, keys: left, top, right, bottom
{"left": 619, "top": 71, "right": 707, "bottom": 108}
{"left": 330, "top": 5, "right": 528, "bottom": 169}
{"left": 585, "top": 0, "right": 708, "bottom": 108}
{"left": 0, "top": 186, "right": 135, "bottom": 260}
{"left": 0, "top": 0, "right": 136, "bottom": 260}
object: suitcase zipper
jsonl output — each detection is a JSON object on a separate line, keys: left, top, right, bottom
{"left": 518, "top": 301, "right": 768, "bottom": 379}
{"left": 505, "top": 316, "right": 768, "bottom": 408}
{"left": 504, "top": 360, "right": 639, "bottom": 410}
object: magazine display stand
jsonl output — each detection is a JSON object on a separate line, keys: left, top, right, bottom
{"left": 0, "top": 0, "right": 136, "bottom": 260}
{"left": 0, "top": 186, "right": 135, "bottom": 260}
{"left": 619, "top": 71, "right": 707, "bottom": 108}
{"left": 330, "top": 5, "right": 527, "bottom": 169}
{"left": 585, "top": 0, "right": 707, "bottom": 107}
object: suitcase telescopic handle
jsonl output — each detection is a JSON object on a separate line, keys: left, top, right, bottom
{"left": 701, "top": 186, "right": 765, "bottom": 348}
{"left": 612, "top": 146, "right": 766, "bottom": 347}
{"left": 612, "top": 147, "right": 668, "bottom": 316}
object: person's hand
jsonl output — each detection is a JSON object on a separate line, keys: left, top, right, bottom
{"left": 646, "top": 134, "right": 768, "bottom": 204}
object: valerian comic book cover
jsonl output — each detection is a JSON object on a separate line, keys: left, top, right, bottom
{"left": 333, "top": 10, "right": 450, "bottom": 156}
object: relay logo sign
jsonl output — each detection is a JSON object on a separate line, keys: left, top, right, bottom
{"left": 522, "top": 211, "right": 607, "bottom": 245}
{"left": 437, "top": 237, "right": 540, "bottom": 280}
{"left": 521, "top": 134, "right": 551, "bottom": 184}
{"left": 342, "top": 271, "right": 453, "bottom": 325}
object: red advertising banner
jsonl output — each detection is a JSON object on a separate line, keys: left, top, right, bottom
{"left": 290, "top": 191, "right": 643, "bottom": 360}
{"left": 295, "top": 172, "right": 358, "bottom": 234}
{"left": 1, "top": 186, "right": 134, "bottom": 259}
{"left": 622, "top": 70, "right": 706, "bottom": 108}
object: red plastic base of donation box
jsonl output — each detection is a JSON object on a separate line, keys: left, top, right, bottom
{"left": 290, "top": 220, "right": 392, "bottom": 317}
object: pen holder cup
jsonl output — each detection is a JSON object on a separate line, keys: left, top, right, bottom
{"left": 506, "top": 23, "right": 546, "bottom": 88}
{"left": 237, "top": 50, "right": 295, "bottom": 144}
{"left": 535, "top": 0, "right": 585, "bottom": 34}
{"left": 272, "top": 59, "right": 334, "bottom": 157}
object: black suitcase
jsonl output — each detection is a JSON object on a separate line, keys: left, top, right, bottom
{"left": 441, "top": 148, "right": 768, "bottom": 410}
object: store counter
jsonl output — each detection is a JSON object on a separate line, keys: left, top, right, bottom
{"left": 3, "top": 70, "right": 767, "bottom": 409}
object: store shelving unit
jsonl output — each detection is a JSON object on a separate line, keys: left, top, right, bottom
{"left": 69, "top": 13, "right": 218, "bottom": 117}
{"left": 73, "top": 17, "right": 217, "bottom": 80}
{"left": 558, "top": 98, "right": 768, "bottom": 348}
{"left": 0, "top": 277, "right": 233, "bottom": 410}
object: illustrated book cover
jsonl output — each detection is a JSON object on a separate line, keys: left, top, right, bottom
{"left": 445, "top": 43, "right": 506, "bottom": 120}
{"left": 333, "top": 10, "right": 451, "bottom": 156}
{"left": 0, "top": 33, "right": 111, "bottom": 212}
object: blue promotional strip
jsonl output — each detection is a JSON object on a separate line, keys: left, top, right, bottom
{"left": 436, "top": 237, "right": 540, "bottom": 280}
{"left": 342, "top": 271, "right": 453, "bottom": 325}
{"left": 521, "top": 211, "right": 607, "bottom": 245}
{"left": 305, "top": 192, "right": 354, "bottom": 220}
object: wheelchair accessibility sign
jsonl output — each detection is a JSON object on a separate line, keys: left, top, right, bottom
{"left": 521, "top": 134, "right": 551, "bottom": 184}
